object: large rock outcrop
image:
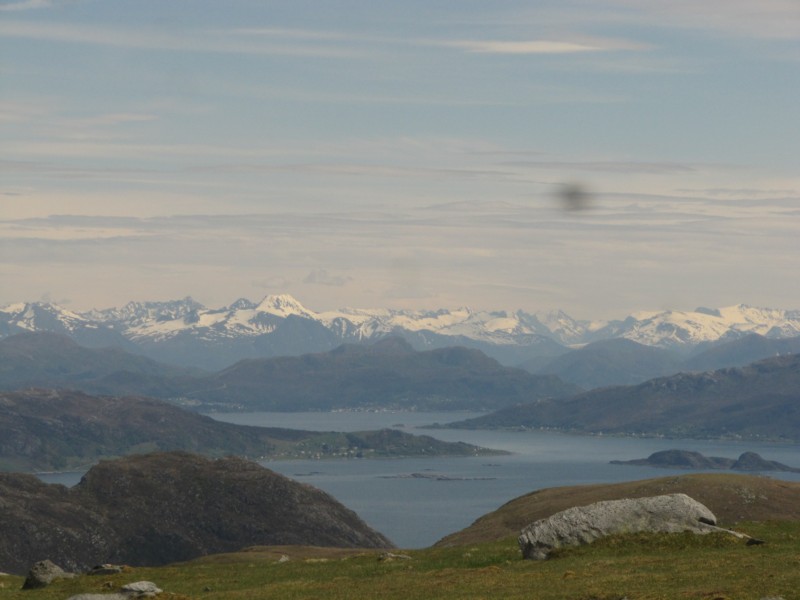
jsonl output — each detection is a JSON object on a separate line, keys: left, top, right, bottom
{"left": 0, "top": 451, "right": 393, "bottom": 575}
{"left": 21, "top": 559, "right": 75, "bottom": 589}
{"left": 518, "top": 493, "right": 717, "bottom": 559}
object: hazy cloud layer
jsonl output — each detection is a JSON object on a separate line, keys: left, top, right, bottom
{"left": 2, "top": 184, "right": 798, "bottom": 316}
{"left": 1, "top": 0, "right": 798, "bottom": 317}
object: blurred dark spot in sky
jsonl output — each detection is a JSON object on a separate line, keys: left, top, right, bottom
{"left": 555, "top": 182, "right": 593, "bottom": 212}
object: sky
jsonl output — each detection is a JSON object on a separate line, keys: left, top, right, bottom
{"left": 1, "top": 0, "right": 799, "bottom": 319}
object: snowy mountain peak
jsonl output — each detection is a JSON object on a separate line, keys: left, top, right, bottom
{"left": 90, "top": 297, "right": 205, "bottom": 326}
{"left": 533, "top": 309, "right": 589, "bottom": 343}
{"left": 255, "top": 294, "right": 315, "bottom": 318}
{"left": 0, "top": 302, "right": 27, "bottom": 315}
{"left": 227, "top": 297, "right": 257, "bottom": 311}
{"left": 3, "top": 295, "right": 800, "bottom": 370}
{"left": 603, "top": 304, "right": 800, "bottom": 347}
{"left": 0, "top": 302, "right": 94, "bottom": 334}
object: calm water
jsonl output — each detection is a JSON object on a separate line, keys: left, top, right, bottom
{"left": 209, "top": 411, "right": 800, "bottom": 548}
{"left": 37, "top": 410, "right": 800, "bottom": 549}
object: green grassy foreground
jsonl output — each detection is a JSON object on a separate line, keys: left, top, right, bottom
{"left": 2, "top": 522, "right": 798, "bottom": 600}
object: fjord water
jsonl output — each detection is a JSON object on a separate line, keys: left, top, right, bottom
{"left": 210, "top": 411, "right": 800, "bottom": 549}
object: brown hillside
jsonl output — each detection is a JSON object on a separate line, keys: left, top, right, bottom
{"left": 0, "top": 451, "right": 392, "bottom": 575}
{"left": 435, "top": 473, "right": 800, "bottom": 547}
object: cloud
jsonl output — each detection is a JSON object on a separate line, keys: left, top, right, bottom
{"left": 500, "top": 160, "right": 698, "bottom": 174}
{"left": 676, "top": 187, "right": 800, "bottom": 197}
{"left": 224, "top": 27, "right": 356, "bottom": 42}
{"left": 0, "top": 20, "right": 361, "bottom": 57}
{"left": 437, "top": 37, "right": 649, "bottom": 55}
{"left": 303, "top": 269, "right": 352, "bottom": 287}
{"left": 225, "top": 26, "right": 650, "bottom": 55}
{"left": 2, "top": 193, "right": 799, "bottom": 318}
{"left": 252, "top": 276, "right": 292, "bottom": 291}
{"left": 0, "top": 0, "right": 52, "bottom": 11}
{"left": 383, "top": 286, "right": 437, "bottom": 300}
{"left": 610, "top": 0, "right": 800, "bottom": 41}
{"left": 71, "top": 113, "right": 158, "bottom": 127}
{"left": 0, "top": 100, "right": 55, "bottom": 123}
{"left": 435, "top": 40, "right": 602, "bottom": 54}
{"left": 0, "top": 18, "right": 652, "bottom": 62}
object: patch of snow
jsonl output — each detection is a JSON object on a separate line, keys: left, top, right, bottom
{"left": 4, "top": 295, "right": 800, "bottom": 351}
{"left": 255, "top": 294, "right": 316, "bottom": 318}
{"left": 0, "top": 302, "right": 27, "bottom": 314}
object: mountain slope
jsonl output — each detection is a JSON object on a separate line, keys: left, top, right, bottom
{"left": 521, "top": 333, "right": 800, "bottom": 392}
{"left": 0, "top": 332, "right": 201, "bottom": 397}
{"left": 527, "top": 338, "right": 683, "bottom": 388}
{"left": 0, "top": 451, "right": 392, "bottom": 574}
{"left": 0, "top": 334, "right": 579, "bottom": 412}
{"left": 446, "top": 353, "right": 800, "bottom": 441}
{"left": 684, "top": 333, "right": 800, "bottom": 372}
{"left": 0, "top": 388, "right": 292, "bottom": 471}
{"left": 191, "top": 337, "right": 581, "bottom": 411}
{"left": 0, "top": 302, "right": 132, "bottom": 349}
{"left": 0, "top": 389, "right": 499, "bottom": 472}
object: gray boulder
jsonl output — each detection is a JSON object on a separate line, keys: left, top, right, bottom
{"left": 120, "top": 581, "right": 162, "bottom": 597}
{"left": 66, "top": 581, "right": 162, "bottom": 600}
{"left": 21, "top": 559, "right": 75, "bottom": 589}
{"left": 87, "top": 564, "right": 126, "bottom": 576}
{"left": 518, "top": 493, "right": 717, "bottom": 559}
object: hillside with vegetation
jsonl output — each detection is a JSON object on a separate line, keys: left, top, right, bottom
{"left": 2, "top": 473, "right": 799, "bottom": 599}
{"left": 0, "top": 452, "right": 392, "bottom": 575}
{"left": 0, "top": 389, "right": 500, "bottom": 472}
{"left": 445, "top": 353, "right": 800, "bottom": 441}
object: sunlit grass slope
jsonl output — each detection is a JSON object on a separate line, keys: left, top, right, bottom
{"left": 1, "top": 522, "right": 799, "bottom": 600}
{"left": 3, "top": 474, "right": 800, "bottom": 599}
{"left": 437, "top": 473, "right": 800, "bottom": 547}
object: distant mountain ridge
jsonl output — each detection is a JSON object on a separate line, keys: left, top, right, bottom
{"left": 444, "top": 352, "right": 800, "bottom": 441}
{"left": 2, "top": 295, "right": 800, "bottom": 370}
{"left": 523, "top": 334, "right": 800, "bottom": 389}
{"left": 0, "top": 333, "right": 580, "bottom": 412}
{"left": 524, "top": 338, "right": 684, "bottom": 389}
{"left": 195, "top": 337, "right": 580, "bottom": 411}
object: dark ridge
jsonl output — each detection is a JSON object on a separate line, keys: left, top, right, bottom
{"left": 443, "top": 353, "right": 800, "bottom": 441}
{"left": 0, "top": 451, "right": 393, "bottom": 575}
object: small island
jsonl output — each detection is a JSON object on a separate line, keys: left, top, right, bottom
{"left": 611, "top": 449, "right": 800, "bottom": 473}
{"left": 267, "top": 428, "right": 508, "bottom": 461}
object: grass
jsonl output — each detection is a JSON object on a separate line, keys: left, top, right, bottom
{"left": 436, "top": 473, "right": 800, "bottom": 547}
{"left": 2, "top": 522, "right": 799, "bottom": 600}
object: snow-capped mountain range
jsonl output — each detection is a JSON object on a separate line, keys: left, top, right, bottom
{"left": 2, "top": 294, "right": 800, "bottom": 370}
